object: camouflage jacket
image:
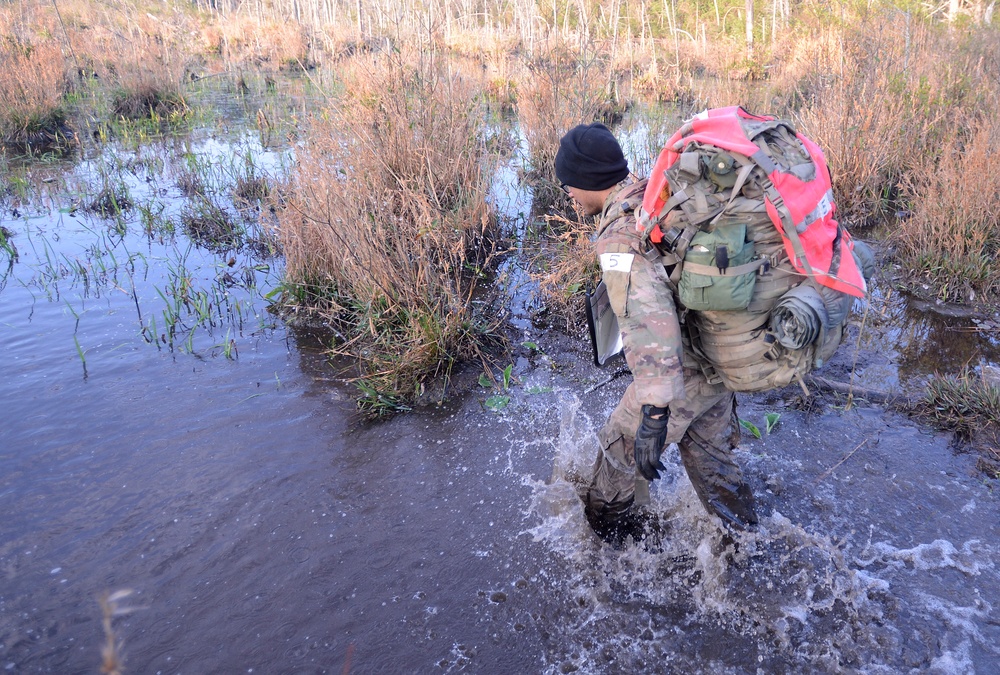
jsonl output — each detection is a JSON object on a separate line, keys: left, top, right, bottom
{"left": 595, "top": 180, "right": 686, "bottom": 407}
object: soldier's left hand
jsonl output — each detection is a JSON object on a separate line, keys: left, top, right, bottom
{"left": 635, "top": 404, "right": 670, "bottom": 480}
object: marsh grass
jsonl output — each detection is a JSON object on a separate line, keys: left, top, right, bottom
{"left": 0, "top": 35, "right": 73, "bottom": 152}
{"left": 1, "top": 225, "right": 17, "bottom": 266}
{"left": 528, "top": 212, "right": 600, "bottom": 331}
{"left": 915, "top": 369, "right": 1000, "bottom": 475}
{"left": 894, "top": 110, "right": 1000, "bottom": 302}
{"left": 214, "top": 16, "right": 312, "bottom": 69}
{"left": 85, "top": 183, "right": 134, "bottom": 218}
{"left": 277, "top": 47, "right": 501, "bottom": 414}
{"left": 111, "top": 85, "right": 188, "bottom": 122}
{"left": 516, "top": 39, "right": 622, "bottom": 196}
{"left": 182, "top": 198, "right": 243, "bottom": 252}
{"left": 141, "top": 249, "right": 267, "bottom": 352}
{"left": 795, "top": 17, "right": 1000, "bottom": 229}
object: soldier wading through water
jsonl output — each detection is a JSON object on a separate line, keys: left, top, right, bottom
{"left": 554, "top": 110, "right": 873, "bottom": 542}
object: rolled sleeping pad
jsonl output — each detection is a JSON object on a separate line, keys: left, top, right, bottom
{"left": 770, "top": 284, "right": 828, "bottom": 350}
{"left": 851, "top": 239, "right": 877, "bottom": 281}
{"left": 814, "top": 281, "right": 855, "bottom": 329}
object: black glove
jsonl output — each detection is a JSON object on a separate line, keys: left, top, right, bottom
{"left": 634, "top": 404, "right": 670, "bottom": 481}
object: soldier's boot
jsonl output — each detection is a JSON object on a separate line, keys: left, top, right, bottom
{"left": 582, "top": 435, "right": 647, "bottom": 546}
{"left": 678, "top": 432, "right": 758, "bottom": 530}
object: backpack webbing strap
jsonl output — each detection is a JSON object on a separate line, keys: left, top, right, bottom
{"left": 682, "top": 258, "right": 767, "bottom": 278}
{"left": 759, "top": 180, "right": 816, "bottom": 278}
{"left": 709, "top": 163, "right": 756, "bottom": 229}
{"left": 750, "top": 150, "right": 778, "bottom": 176}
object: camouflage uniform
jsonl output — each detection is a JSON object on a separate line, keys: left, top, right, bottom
{"left": 583, "top": 180, "right": 759, "bottom": 530}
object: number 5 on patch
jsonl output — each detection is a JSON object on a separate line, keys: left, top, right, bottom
{"left": 599, "top": 252, "right": 634, "bottom": 272}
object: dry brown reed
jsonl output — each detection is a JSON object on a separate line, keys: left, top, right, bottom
{"left": 98, "top": 589, "right": 136, "bottom": 675}
{"left": 0, "top": 7, "right": 71, "bottom": 150}
{"left": 794, "top": 15, "right": 999, "bottom": 229}
{"left": 792, "top": 15, "right": 923, "bottom": 227}
{"left": 516, "top": 37, "right": 622, "bottom": 191}
{"left": 895, "top": 112, "right": 1000, "bottom": 301}
{"left": 52, "top": 0, "right": 192, "bottom": 121}
{"left": 277, "top": 48, "right": 500, "bottom": 412}
{"left": 530, "top": 212, "right": 601, "bottom": 331}
{"left": 103, "top": 33, "right": 189, "bottom": 120}
{"left": 214, "top": 17, "right": 311, "bottom": 68}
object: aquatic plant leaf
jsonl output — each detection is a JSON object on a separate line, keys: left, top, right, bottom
{"left": 502, "top": 364, "right": 513, "bottom": 390}
{"left": 765, "top": 413, "right": 781, "bottom": 435}
{"left": 521, "top": 341, "right": 540, "bottom": 352}
{"left": 739, "top": 418, "right": 761, "bottom": 439}
{"left": 485, "top": 395, "right": 509, "bottom": 411}
{"left": 478, "top": 372, "right": 492, "bottom": 388}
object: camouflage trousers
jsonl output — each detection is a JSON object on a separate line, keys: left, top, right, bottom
{"left": 584, "top": 367, "right": 759, "bottom": 530}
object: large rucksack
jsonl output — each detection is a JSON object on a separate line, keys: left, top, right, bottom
{"left": 633, "top": 107, "right": 873, "bottom": 392}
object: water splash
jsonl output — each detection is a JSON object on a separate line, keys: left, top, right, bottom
{"left": 520, "top": 394, "right": 1000, "bottom": 673}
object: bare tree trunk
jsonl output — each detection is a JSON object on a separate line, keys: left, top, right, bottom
{"left": 745, "top": 0, "right": 753, "bottom": 58}
{"left": 947, "top": 0, "right": 961, "bottom": 23}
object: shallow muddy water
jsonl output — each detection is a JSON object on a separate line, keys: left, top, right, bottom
{"left": 3, "top": 105, "right": 1000, "bottom": 673}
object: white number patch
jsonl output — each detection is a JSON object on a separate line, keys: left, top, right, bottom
{"left": 599, "top": 253, "right": 634, "bottom": 273}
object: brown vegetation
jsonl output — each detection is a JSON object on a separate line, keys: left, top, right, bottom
{"left": 4, "top": 0, "right": 1000, "bottom": 405}
{"left": 276, "top": 49, "right": 501, "bottom": 414}
{"left": 0, "top": 10, "right": 71, "bottom": 151}
{"left": 895, "top": 114, "right": 1000, "bottom": 302}
{"left": 516, "top": 38, "right": 621, "bottom": 190}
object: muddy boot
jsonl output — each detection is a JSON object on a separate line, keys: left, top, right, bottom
{"left": 585, "top": 494, "right": 647, "bottom": 549}
{"left": 582, "top": 432, "right": 642, "bottom": 542}
{"left": 678, "top": 434, "right": 758, "bottom": 530}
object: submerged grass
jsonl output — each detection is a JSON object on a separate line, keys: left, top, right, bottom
{"left": 915, "top": 368, "right": 1000, "bottom": 477}
{"left": 916, "top": 369, "right": 1000, "bottom": 441}
{"left": 1, "top": 225, "right": 17, "bottom": 265}
{"left": 277, "top": 47, "right": 502, "bottom": 415}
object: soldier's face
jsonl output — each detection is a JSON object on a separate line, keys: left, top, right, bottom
{"left": 565, "top": 186, "right": 605, "bottom": 216}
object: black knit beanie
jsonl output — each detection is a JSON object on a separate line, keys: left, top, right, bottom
{"left": 554, "top": 123, "right": 629, "bottom": 191}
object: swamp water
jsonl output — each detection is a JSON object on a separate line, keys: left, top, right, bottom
{"left": 2, "top": 109, "right": 1000, "bottom": 674}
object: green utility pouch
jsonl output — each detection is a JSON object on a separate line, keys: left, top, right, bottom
{"left": 678, "top": 224, "right": 760, "bottom": 311}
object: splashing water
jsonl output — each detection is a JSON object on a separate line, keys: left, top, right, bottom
{"left": 520, "top": 394, "right": 1000, "bottom": 673}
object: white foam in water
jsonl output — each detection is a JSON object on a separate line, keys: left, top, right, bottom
{"left": 857, "top": 538, "right": 992, "bottom": 575}
{"left": 918, "top": 591, "right": 992, "bottom": 646}
{"left": 925, "top": 640, "right": 974, "bottom": 675}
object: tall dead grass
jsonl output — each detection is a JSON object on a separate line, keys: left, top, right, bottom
{"left": 278, "top": 49, "right": 500, "bottom": 413}
{"left": 210, "top": 17, "right": 311, "bottom": 68}
{"left": 1, "top": 0, "right": 194, "bottom": 125}
{"left": 0, "top": 39, "right": 70, "bottom": 149}
{"left": 894, "top": 112, "right": 1000, "bottom": 301}
{"left": 516, "top": 38, "right": 622, "bottom": 192}
{"left": 0, "top": 7, "right": 71, "bottom": 150}
{"left": 795, "top": 15, "right": 998, "bottom": 228}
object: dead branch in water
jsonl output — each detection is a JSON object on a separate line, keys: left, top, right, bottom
{"left": 807, "top": 375, "right": 917, "bottom": 409}
{"left": 814, "top": 436, "right": 873, "bottom": 483}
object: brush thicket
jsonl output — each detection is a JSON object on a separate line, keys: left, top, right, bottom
{"left": 0, "top": 11, "right": 71, "bottom": 151}
{"left": 516, "top": 38, "right": 621, "bottom": 194}
{"left": 278, "top": 48, "right": 500, "bottom": 413}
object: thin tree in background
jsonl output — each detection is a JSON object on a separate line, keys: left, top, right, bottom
{"left": 745, "top": 0, "right": 754, "bottom": 57}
